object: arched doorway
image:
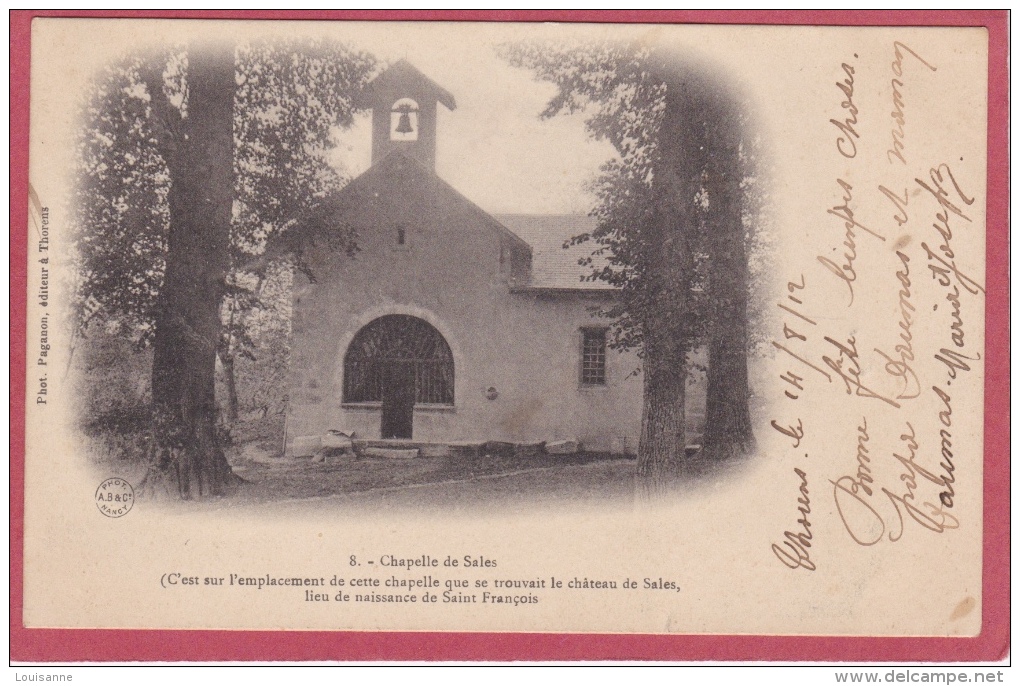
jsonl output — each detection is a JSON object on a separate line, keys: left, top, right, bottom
{"left": 342, "top": 315, "right": 454, "bottom": 439}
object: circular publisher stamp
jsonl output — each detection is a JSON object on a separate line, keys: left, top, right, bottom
{"left": 95, "top": 477, "right": 134, "bottom": 518}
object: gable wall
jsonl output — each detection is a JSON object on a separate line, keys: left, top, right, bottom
{"left": 286, "top": 166, "right": 702, "bottom": 453}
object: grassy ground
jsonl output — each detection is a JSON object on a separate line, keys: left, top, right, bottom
{"left": 228, "top": 441, "right": 633, "bottom": 504}
{"left": 86, "top": 413, "right": 752, "bottom": 511}
{"left": 222, "top": 447, "right": 753, "bottom": 517}
{"left": 217, "top": 413, "right": 630, "bottom": 504}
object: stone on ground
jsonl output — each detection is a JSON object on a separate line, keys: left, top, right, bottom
{"left": 514, "top": 442, "right": 545, "bottom": 457}
{"left": 483, "top": 440, "right": 515, "bottom": 457}
{"left": 363, "top": 447, "right": 420, "bottom": 460}
{"left": 545, "top": 439, "right": 579, "bottom": 455}
{"left": 291, "top": 435, "right": 322, "bottom": 458}
{"left": 421, "top": 444, "right": 451, "bottom": 458}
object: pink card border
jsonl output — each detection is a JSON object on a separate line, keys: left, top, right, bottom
{"left": 9, "top": 10, "right": 1009, "bottom": 663}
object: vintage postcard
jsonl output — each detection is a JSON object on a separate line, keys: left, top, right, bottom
{"left": 14, "top": 12, "right": 1007, "bottom": 660}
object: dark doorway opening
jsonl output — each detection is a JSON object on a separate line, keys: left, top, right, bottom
{"left": 381, "top": 362, "right": 415, "bottom": 439}
{"left": 343, "top": 315, "right": 455, "bottom": 440}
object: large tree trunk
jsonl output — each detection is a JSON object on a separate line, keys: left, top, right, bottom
{"left": 220, "top": 297, "right": 241, "bottom": 426}
{"left": 635, "top": 69, "right": 705, "bottom": 491}
{"left": 146, "top": 42, "right": 237, "bottom": 499}
{"left": 701, "top": 101, "right": 756, "bottom": 460}
{"left": 637, "top": 309, "right": 689, "bottom": 490}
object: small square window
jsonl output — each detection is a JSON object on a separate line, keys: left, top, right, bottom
{"left": 581, "top": 328, "right": 607, "bottom": 385}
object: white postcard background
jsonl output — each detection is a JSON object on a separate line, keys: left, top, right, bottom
{"left": 24, "top": 20, "right": 987, "bottom": 635}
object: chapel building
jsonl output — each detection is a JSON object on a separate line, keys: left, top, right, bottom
{"left": 285, "top": 61, "right": 698, "bottom": 454}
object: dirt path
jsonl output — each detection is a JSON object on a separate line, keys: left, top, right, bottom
{"left": 225, "top": 448, "right": 638, "bottom": 514}
{"left": 111, "top": 441, "right": 751, "bottom": 515}
{"left": 211, "top": 446, "right": 751, "bottom": 516}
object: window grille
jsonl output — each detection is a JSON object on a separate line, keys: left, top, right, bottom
{"left": 581, "top": 328, "right": 607, "bottom": 385}
{"left": 343, "top": 315, "right": 454, "bottom": 404}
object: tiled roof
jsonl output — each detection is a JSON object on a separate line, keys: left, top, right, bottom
{"left": 494, "top": 214, "right": 617, "bottom": 291}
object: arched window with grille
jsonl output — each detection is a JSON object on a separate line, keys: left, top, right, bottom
{"left": 343, "top": 315, "right": 454, "bottom": 406}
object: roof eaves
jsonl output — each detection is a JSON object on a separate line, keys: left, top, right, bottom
{"left": 283, "top": 151, "right": 531, "bottom": 256}
{"left": 358, "top": 59, "right": 457, "bottom": 111}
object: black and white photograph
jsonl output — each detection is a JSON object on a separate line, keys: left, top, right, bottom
{"left": 20, "top": 17, "right": 991, "bottom": 640}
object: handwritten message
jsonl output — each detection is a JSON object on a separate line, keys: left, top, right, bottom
{"left": 771, "top": 42, "right": 984, "bottom": 570}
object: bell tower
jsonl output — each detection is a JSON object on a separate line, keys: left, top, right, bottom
{"left": 356, "top": 60, "right": 457, "bottom": 170}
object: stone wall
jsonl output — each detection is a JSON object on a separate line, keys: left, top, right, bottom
{"left": 286, "top": 158, "right": 705, "bottom": 454}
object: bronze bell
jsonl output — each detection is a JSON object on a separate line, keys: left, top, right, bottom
{"left": 395, "top": 111, "right": 414, "bottom": 134}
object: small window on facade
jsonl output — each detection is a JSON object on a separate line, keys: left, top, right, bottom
{"left": 581, "top": 328, "right": 607, "bottom": 385}
{"left": 397, "top": 227, "right": 406, "bottom": 245}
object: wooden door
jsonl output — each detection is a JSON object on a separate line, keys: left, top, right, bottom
{"left": 381, "top": 361, "right": 415, "bottom": 439}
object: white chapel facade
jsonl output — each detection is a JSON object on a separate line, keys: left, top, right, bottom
{"left": 285, "top": 61, "right": 657, "bottom": 453}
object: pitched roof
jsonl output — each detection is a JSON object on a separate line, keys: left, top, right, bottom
{"left": 274, "top": 154, "right": 616, "bottom": 293}
{"left": 284, "top": 152, "right": 530, "bottom": 255}
{"left": 355, "top": 59, "right": 457, "bottom": 111}
{"left": 494, "top": 214, "right": 616, "bottom": 291}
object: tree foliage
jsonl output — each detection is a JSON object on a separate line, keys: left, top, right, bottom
{"left": 501, "top": 41, "right": 713, "bottom": 355}
{"left": 502, "top": 40, "right": 762, "bottom": 470}
{"left": 72, "top": 38, "right": 376, "bottom": 347}
{"left": 72, "top": 38, "right": 376, "bottom": 497}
